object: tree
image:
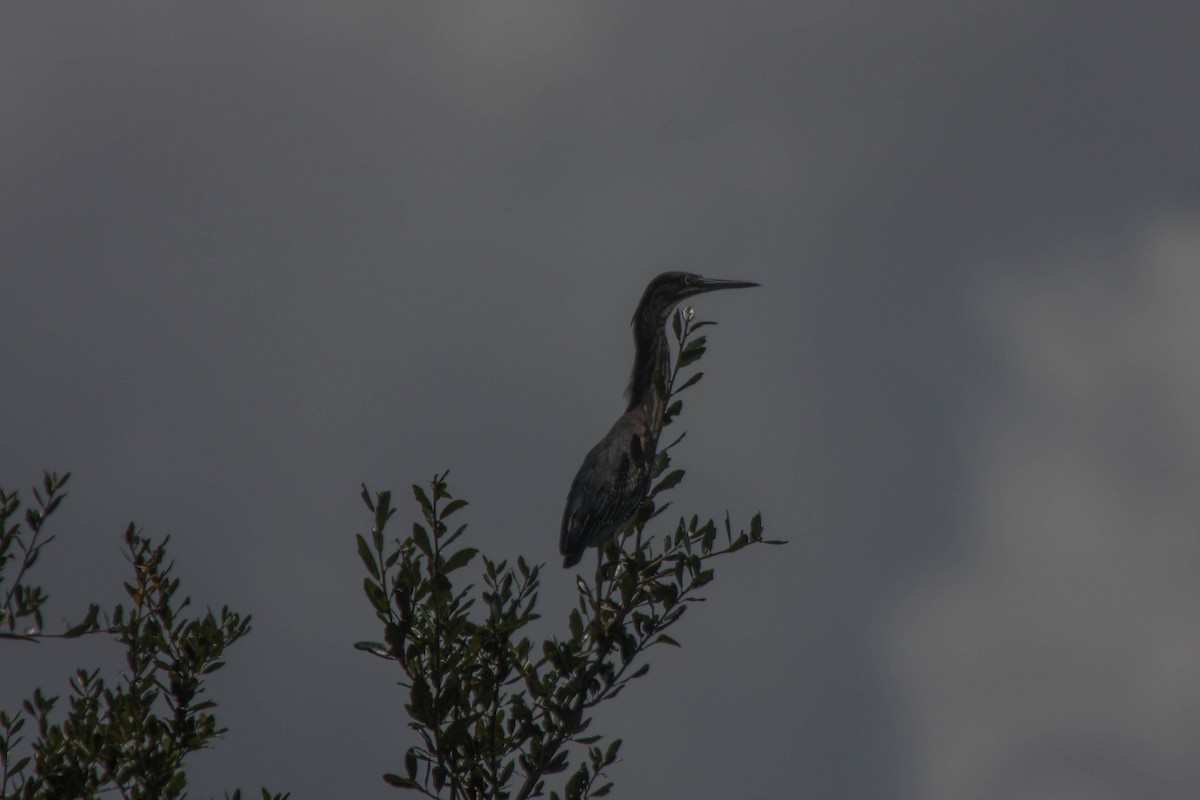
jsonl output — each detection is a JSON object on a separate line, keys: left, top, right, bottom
{"left": 354, "top": 309, "right": 784, "bottom": 798}
{"left": 1, "top": 308, "right": 780, "bottom": 798}
{"left": 0, "top": 473, "right": 285, "bottom": 800}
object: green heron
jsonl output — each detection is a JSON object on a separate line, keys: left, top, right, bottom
{"left": 559, "top": 272, "right": 758, "bottom": 568}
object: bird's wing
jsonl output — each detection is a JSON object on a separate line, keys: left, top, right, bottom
{"left": 560, "top": 411, "right": 653, "bottom": 558}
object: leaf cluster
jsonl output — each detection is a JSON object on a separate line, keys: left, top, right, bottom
{"left": 0, "top": 471, "right": 70, "bottom": 639}
{"left": 357, "top": 474, "right": 542, "bottom": 800}
{"left": 0, "top": 474, "right": 286, "bottom": 800}
{"left": 355, "top": 309, "right": 784, "bottom": 799}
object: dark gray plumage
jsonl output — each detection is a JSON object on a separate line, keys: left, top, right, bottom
{"left": 559, "top": 272, "right": 757, "bottom": 568}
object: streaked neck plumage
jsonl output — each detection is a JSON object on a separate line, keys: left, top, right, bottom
{"left": 625, "top": 303, "right": 673, "bottom": 432}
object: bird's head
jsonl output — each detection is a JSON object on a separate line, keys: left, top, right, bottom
{"left": 634, "top": 271, "right": 759, "bottom": 326}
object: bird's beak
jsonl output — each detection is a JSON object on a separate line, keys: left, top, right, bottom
{"left": 694, "top": 277, "right": 760, "bottom": 293}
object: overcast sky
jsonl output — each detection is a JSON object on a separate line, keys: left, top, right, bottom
{"left": 3, "top": 3, "right": 1199, "bottom": 799}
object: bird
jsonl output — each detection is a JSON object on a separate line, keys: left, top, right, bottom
{"left": 559, "top": 272, "right": 758, "bottom": 568}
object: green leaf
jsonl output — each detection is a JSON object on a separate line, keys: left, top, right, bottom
{"left": 412, "top": 485, "right": 433, "bottom": 520}
{"left": 445, "top": 522, "right": 469, "bottom": 546}
{"left": 546, "top": 751, "right": 570, "bottom": 775}
{"left": 356, "top": 535, "right": 380, "bottom": 580}
{"left": 442, "top": 547, "right": 478, "bottom": 573}
{"left": 411, "top": 523, "right": 432, "bottom": 558}
{"left": 653, "top": 634, "right": 680, "bottom": 647}
{"left": 677, "top": 336, "right": 708, "bottom": 368}
{"left": 354, "top": 641, "right": 391, "bottom": 659}
{"left": 63, "top": 604, "right": 100, "bottom": 638}
{"left": 750, "top": 512, "right": 763, "bottom": 541}
{"left": 568, "top": 609, "right": 583, "bottom": 641}
{"left": 409, "top": 679, "right": 435, "bottom": 727}
{"left": 661, "top": 430, "right": 687, "bottom": 451}
{"left": 650, "top": 469, "right": 685, "bottom": 497}
{"left": 431, "top": 471, "right": 451, "bottom": 501}
{"left": 363, "top": 579, "right": 389, "bottom": 613}
{"left": 604, "top": 738, "right": 622, "bottom": 765}
{"left": 673, "top": 371, "right": 704, "bottom": 393}
{"left": 382, "top": 773, "right": 419, "bottom": 788}
{"left": 441, "top": 498, "right": 468, "bottom": 518}
{"left": 565, "top": 764, "right": 588, "bottom": 794}
{"left": 373, "top": 490, "right": 394, "bottom": 537}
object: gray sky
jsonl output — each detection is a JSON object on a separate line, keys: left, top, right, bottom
{"left": 3, "top": 3, "right": 1199, "bottom": 798}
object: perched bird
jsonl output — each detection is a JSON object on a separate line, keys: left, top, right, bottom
{"left": 559, "top": 272, "right": 757, "bottom": 568}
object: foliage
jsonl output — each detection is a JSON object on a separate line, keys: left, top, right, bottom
{"left": 2, "top": 308, "right": 778, "bottom": 799}
{"left": 0, "top": 473, "right": 286, "bottom": 800}
{"left": 0, "top": 471, "right": 70, "bottom": 640}
{"left": 356, "top": 309, "right": 784, "bottom": 799}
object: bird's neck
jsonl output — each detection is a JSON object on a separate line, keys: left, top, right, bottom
{"left": 626, "top": 311, "right": 671, "bottom": 427}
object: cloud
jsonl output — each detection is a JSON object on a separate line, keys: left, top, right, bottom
{"left": 883, "top": 210, "right": 1200, "bottom": 800}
